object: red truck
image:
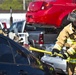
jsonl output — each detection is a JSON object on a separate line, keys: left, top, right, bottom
{"left": 26, "top": 0, "right": 76, "bottom": 30}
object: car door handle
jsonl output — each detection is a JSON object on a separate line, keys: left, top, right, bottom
{"left": 19, "top": 70, "right": 28, "bottom": 75}
{"left": 0, "top": 71, "right": 7, "bottom": 75}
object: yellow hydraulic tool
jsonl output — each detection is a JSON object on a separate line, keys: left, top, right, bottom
{"left": 29, "top": 46, "right": 63, "bottom": 58}
{"left": 29, "top": 46, "right": 52, "bottom": 54}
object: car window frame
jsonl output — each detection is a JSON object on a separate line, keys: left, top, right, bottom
{"left": 9, "top": 40, "right": 30, "bottom": 65}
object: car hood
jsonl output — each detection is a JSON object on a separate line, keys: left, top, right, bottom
{"left": 41, "top": 55, "right": 67, "bottom": 73}
{"left": 41, "top": 43, "right": 67, "bottom": 74}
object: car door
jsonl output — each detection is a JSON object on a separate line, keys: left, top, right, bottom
{"left": 0, "top": 35, "right": 45, "bottom": 75}
{"left": 0, "top": 37, "right": 14, "bottom": 75}
{"left": 9, "top": 40, "right": 45, "bottom": 75}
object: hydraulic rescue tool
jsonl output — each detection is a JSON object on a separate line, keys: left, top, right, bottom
{"left": 29, "top": 46, "right": 63, "bottom": 58}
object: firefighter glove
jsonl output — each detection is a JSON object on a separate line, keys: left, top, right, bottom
{"left": 52, "top": 49, "right": 60, "bottom": 55}
{"left": 62, "top": 52, "right": 69, "bottom": 59}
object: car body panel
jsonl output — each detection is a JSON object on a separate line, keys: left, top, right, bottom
{"left": 26, "top": 0, "right": 76, "bottom": 28}
{"left": 41, "top": 44, "right": 67, "bottom": 74}
{"left": 0, "top": 34, "right": 54, "bottom": 75}
{"left": 41, "top": 55, "right": 67, "bottom": 74}
{"left": 0, "top": 63, "right": 45, "bottom": 75}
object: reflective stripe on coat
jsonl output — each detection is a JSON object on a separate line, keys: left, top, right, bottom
{"left": 53, "top": 23, "right": 76, "bottom": 63}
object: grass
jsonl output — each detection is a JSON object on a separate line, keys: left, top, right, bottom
{"left": 0, "top": 0, "right": 24, "bottom": 10}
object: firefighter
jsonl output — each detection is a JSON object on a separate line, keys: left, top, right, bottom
{"left": 52, "top": 9, "right": 76, "bottom": 75}
{"left": 8, "top": 30, "right": 24, "bottom": 46}
{"left": 8, "top": 30, "right": 21, "bottom": 42}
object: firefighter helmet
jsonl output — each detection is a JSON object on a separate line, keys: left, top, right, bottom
{"left": 67, "top": 9, "right": 76, "bottom": 22}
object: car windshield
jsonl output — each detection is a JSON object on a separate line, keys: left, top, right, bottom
{"left": 9, "top": 21, "right": 24, "bottom": 33}
{"left": 34, "top": 0, "right": 56, "bottom": 2}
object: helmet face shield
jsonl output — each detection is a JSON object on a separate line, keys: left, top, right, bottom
{"left": 67, "top": 10, "right": 76, "bottom": 22}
